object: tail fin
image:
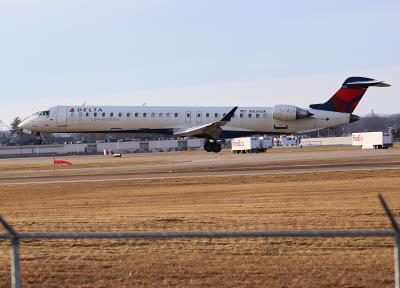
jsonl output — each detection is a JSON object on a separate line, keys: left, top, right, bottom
{"left": 309, "top": 77, "right": 390, "bottom": 113}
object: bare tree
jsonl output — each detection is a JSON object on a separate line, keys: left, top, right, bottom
{"left": 9, "top": 117, "right": 24, "bottom": 144}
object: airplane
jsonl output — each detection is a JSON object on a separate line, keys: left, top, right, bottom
{"left": 18, "top": 77, "right": 390, "bottom": 153}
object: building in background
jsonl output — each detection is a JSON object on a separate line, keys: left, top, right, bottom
{"left": 0, "top": 138, "right": 203, "bottom": 158}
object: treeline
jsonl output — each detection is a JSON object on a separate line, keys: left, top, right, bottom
{"left": 306, "top": 114, "right": 400, "bottom": 138}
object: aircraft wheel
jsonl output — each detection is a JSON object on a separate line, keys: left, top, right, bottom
{"left": 204, "top": 142, "right": 213, "bottom": 152}
{"left": 212, "top": 143, "right": 222, "bottom": 153}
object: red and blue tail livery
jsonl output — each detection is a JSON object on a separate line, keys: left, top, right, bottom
{"left": 310, "top": 77, "right": 390, "bottom": 113}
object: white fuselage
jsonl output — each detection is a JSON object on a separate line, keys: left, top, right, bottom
{"left": 19, "top": 105, "right": 352, "bottom": 138}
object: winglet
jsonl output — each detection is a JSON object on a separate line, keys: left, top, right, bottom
{"left": 221, "top": 106, "right": 238, "bottom": 122}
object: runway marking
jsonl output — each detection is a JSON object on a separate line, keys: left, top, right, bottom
{"left": 0, "top": 166, "right": 399, "bottom": 186}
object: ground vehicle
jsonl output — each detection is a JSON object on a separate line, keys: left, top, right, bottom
{"left": 231, "top": 137, "right": 273, "bottom": 153}
{"left": 352, "top": 132, "right": 393, "bottom": 149}
{"left": 280, "top": 135, "right": 298, "bottom": 146}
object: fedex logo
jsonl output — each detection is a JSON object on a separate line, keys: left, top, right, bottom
{"left": 232, "top": 140, "right": 245, "bottom": 147}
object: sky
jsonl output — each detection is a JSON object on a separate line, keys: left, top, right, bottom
{"left": 0, "top": 0, "right": 399, "bottom": 126}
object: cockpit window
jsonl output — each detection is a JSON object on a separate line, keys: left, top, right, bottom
{"left": 37, "top": 111, "right": 50, "bottom": 116}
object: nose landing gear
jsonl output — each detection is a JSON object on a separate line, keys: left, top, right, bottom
{"left": 36, "top": 133, "right": 44, "bottom": 145}
{"left": 204, "top": 139, "right": 222, "bottom": 153}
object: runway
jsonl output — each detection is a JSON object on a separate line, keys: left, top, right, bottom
{"left": 1, "top": 159, "right": 400, "bottom": 185}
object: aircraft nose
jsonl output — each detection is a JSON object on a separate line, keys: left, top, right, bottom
{"left": 18, "top": 121, "right": 26, "bottom": 129}
{"left": 18, "top": 119, "right": 31, "bottom": 130}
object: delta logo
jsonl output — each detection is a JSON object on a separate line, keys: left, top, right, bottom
{"left": 77, "top": 107, "right": 103, "bottom": 113}
{"left": 69, "top": 108, "right": 75, "bottom": 112}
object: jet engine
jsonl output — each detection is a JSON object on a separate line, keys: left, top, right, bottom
{"left": 272, "top": 105, "right": 313, "bottom": 121}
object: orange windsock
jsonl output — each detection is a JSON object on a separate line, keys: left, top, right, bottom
{"left": 53, "top": 159, "right": 72, "bottom": 165}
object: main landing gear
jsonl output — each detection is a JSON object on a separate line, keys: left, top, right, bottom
{"left": 204, "top": 139, "right": 222, "bottom": 153}
{"left": 36, "top": 132, "right": 44, "bottom": 145}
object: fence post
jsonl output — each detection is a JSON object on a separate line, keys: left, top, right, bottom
{"left": 0, "top": 216, "right": 22, "bottom": 288}
{"left": 378, "top": 194, "right": 400, "bottom": 288}
{"left": 11, "top": 238, "right": 21, "bottom": 288}
{"left": 395, "top": 235, "right": 400, "bottom": 288}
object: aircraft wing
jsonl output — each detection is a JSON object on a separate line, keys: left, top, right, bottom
{"left": 173, "top": 106, "right": 238, "bottom": 139}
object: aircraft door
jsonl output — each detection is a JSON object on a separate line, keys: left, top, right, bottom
{"left": 196, "top": 111, "right": 202, "bottom": 123}
{"left": 68, "top": 109, "right": 75, "bottom": 128}
{"left": 185, "top": 111, "right": 191, "bottom": 124}
{"left": 56, "top": 106, "right": 67, "bottom": 128}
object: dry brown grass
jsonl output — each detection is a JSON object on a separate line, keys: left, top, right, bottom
{"left": 1, "top": 154, "right": 400, "bottom": 287}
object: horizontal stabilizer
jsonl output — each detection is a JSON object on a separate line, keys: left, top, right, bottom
{"left": 343, "top": 77, "right": 390, "bottom": 88}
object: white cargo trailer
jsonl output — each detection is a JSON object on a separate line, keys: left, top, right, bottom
{"left": 279, "top": 135, "right": 298, "bottom": 146}
{"left": 352, "top": 132, "right": 393, "bottom": 149}
{"left": 300, "top": 136, "right": 352, "bottom": 146}
{"left": 231, "top": 137, "right": 272, "bottom": 153}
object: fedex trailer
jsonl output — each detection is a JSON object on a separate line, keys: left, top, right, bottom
{"left": 352, "top": 132, "right": 393, "bottom": 149}
{"left": 231, "top": 137, "right": 273, "bottom": 153}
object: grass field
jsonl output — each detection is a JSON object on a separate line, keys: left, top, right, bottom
{"left": 1, "top": 150, "right": 400, "bottom": 287}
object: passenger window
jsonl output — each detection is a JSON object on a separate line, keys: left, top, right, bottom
{"left": 159, "top": 113, "right": 163, "bottom": 118}
{"left": 166, "top": 113, "right": 170, "bottom": 118}
{"left": 94, "top": 113, "right": 97, "bottom": 117}
{"left": 214, "top": 113, "right": 219, "bottom": 118}
{"left": 174, "top": 113, "right": 178, "bottom": 117}
{"left": 240, "top": 114, "right": 243, "bottom": 118}
{"left": 206, "top": 113, "right": 209, "bottom": 118}
{"left": 143, "top": 113, "right": 147, "bottom": 117}
{"left": 223, "top": 113, "right": 226, "bottom": 117}
{"left": 186, "top": 113, "right": 190, "bottom": 118}
{"left": 256, "top": 114, "right": 260, "bottom": 118}
{"left": 248, "top": 114, "right": 252, "bottom": 118}
{"left": 151, "top": 113, "right": 155, "bottom": 117}
{"left": 135, "top": 113, "right": 138, "bottom": 117}
{"left": 86, "top": 112, "right": 90, "bottom": 117}
{"left": 118, "top": 113, "right": 122, "bottom": 117}
{"left": 197, "top": 113, "right": 201, "bottom": 118}
{"left": 110, "top": 113, "right": 114, "bottom": 117}
{"left": 102, "top": 112, "right": 106, "bottom": 117}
